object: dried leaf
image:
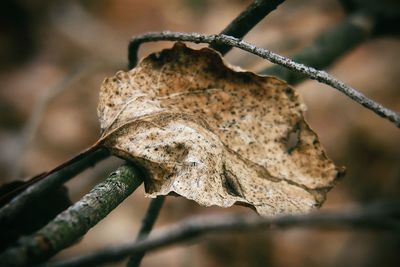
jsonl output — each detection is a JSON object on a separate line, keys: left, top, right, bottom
{"left": 97, "top": 43, "right": 343, "bottom": 216}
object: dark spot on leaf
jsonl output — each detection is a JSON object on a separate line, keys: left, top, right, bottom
{"left": 222, "top": 167, "right": 243, "bottom": 198}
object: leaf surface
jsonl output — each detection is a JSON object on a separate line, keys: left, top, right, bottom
{"left": 98, "top": 43, "right": 343, "bottom": 215}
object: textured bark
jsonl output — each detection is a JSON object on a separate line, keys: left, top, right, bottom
{"left": 0, "top": 164, "right": 143, "bottom": 267}
{"left": 0, "top": 147, "right": 109, "bottom": 229}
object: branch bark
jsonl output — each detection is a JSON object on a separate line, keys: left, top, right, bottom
{"left": 209, "top": 0, "right": 285, "bottom": 55}
{"left": 39, "top": 201, "right": 400, "bottom": 267}
{"left": 0, "top": 164, "right": 143, "bottom": 267}
{"left": 0, "top": 146, "right": 109, "bottom": 229}
{"left": 260, "top": 13, "right": 373, "bottom": 84}
{"left": 128, "top": 31, "right": 400, "bottom": 127}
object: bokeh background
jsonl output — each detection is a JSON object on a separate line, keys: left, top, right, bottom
{"left": 0, "top": 0, "right": 399, "bottom": 266}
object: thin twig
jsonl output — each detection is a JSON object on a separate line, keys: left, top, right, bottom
{"left": 128, "top": 31, "right": 400, "bottom": 127}
{"left": 38, "top": 201, "right": 400, "bottom": 267}
{"left": 0, "top": 146, "right": 109, "bottom": 230}
{"left": 127, "top": 196, "right": 165, "bottom": 267}
{"left": 209, "top": 0, "right": 285, "bottom": 55}
{"left": 260, "top": 13, "right": 374, "bottom": 84}
{"left": 0, "top": 164, "right": 143, "bottom": 267}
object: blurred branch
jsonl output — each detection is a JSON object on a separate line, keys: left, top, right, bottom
{"left": 50, "top": 2, "right": 127, "bottom": 67}
{"left": 40, "top": 201, "right": 400, "bottom": 267}
{"left": 11, "top": 64, "right": 96, "bottom": 179}
{"left": 260, "top": 13, "right": 373, "bottom": 84}
{"left": 209, "top": 0, "right": 285, "bottom": 55}
{"left": 128, "top": 31, "right": 400, "bottom": 127}
{"left": 0, "top": 146, "right": 109, "bottom": 229}
{"left": 0, "top": 164, "right": 143, "bottom": 267}
{"left": 338, "top": 0, "right": 357, "bottom": 13}
{"left": 127, "top": 196, "right": 165, "bottom": 267}
{"left": 337, "top": 0, "right": 400, "bottom": 36}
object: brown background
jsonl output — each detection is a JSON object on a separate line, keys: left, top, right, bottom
{"left": 0, "top": 0, "right": 399, "bottom": 266}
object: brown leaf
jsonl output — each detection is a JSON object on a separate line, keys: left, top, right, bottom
{"left": 97, "top": 43, "right": 344, "bottom": 216}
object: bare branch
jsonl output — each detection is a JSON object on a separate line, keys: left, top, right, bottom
{"left": 128, "top": 31, "right": 400, "bottom": 127}
{"left": 260, "top": 13, "right": 374, "bottom": 84}
{"left": 39, "top": 201, "right": 400, "bottom": 267}
{"left": 0, "top": 146, "right": 109, "bottom": 231}
{"left": 0, "top": 164, "right": 143, "bottom": 267}
{"left": 209, "top": 0, "right": 285, "bottom": 55}
{"left": 127, "top": 196, "right": 165, "bottom": 267}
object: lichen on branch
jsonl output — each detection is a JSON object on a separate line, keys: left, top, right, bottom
{"left": 0, "top": 164, "right": 143, "bottom": 267}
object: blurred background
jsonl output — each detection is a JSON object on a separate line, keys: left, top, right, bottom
{"left": 0, "top": 0, "right": 399, "bottom": 266}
